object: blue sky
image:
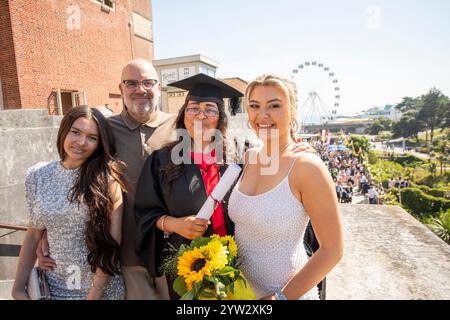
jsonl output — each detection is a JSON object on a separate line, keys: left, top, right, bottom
{"left": 152, "top": 0, "right": 450, "bottom": 115}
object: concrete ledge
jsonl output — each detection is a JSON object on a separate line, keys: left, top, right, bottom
{"left": 0, "top": 109, "right": 62, "bottom": 128}
{"left": 0, "top": 280, "right": 13, "bottom": 300}
{"left": 327, "top": 204, "right": 450, "bottom": 299}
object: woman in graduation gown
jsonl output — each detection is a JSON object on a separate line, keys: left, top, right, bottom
{"left": 134, "top": 74, "right": 242, "bottom": 299}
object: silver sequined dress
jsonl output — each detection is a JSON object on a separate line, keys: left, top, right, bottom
{"left": 25, "top": 161, "right": 125, "bottom": 300}
{"left": 228, "top": 157, "right": 319, "bottom": 300}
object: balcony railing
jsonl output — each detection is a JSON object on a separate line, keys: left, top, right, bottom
{"left": 0, "top": 223, "right": 27, "bottom": 257}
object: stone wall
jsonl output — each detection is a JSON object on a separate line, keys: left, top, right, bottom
{"left": 0, "top": 109, "right": 61, "bottom": 281}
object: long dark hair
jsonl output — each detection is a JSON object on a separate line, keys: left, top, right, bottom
{"left": 57, "top": 106, "right": 127, "bottom": 276}
{"left": 160, "top": 100, "right": 229, "bottom": 185}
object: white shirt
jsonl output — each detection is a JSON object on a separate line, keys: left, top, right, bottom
{"left": 368, "top": 188, "right": 378, "bottom": 199}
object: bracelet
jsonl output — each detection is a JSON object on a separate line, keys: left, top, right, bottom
{"left": 160, "top": 215, "right": 168, "bottom": 232}
{"left": 274, "top": 289, "right": 288, "bottom": 300}
{"left": 160, "top": 215, "right": 171, "bottom": 239}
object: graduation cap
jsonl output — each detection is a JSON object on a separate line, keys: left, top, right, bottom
{"left": 168, "top": 73, "right": 243, "bottom": 115}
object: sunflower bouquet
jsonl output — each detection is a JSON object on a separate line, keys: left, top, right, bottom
{"left": 161, "top": 235, "right": 256, "bottom": 300}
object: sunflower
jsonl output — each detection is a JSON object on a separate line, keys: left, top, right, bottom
{"left": 200, "top": 239, "right": 228, "bottom": 271}
{"left": 177, "top": 247, "right": 212, "bottom": 291}
{"left": 222, "top": 235, "right": 238, "bottom": 258}
{"left": 211, "top": 234, "right": 238, "bottom": 259}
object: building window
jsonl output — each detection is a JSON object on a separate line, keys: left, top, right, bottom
{"left": 96, "top": 0, "right": 114, "bottom": 8}
{"left": 199, "top": 65, "right": 216, "bottom": 78}
{"left": 54, "top": 90, "right": 87, "bottom": 115}
{"left": 91, "top": 0, "right": 115, "bottom": 12}
{"left": 207, "top": 68, "right": 216, "bottom": 77}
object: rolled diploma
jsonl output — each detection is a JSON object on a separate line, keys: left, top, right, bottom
{"left": 196, "top": 163, "right": 242, "bottom": 220}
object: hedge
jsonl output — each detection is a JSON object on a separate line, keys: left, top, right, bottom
{"left": 392, "top": 154, "right": 424, "bottom": 167}
{"left": 417, "top": 185, "right": 450, "bottom": 198}
{"left": 400, "top": 188, "right": 450, "bottom": 216}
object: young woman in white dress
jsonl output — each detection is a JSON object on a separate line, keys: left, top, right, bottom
{"left": 228, "top": 74, "right": 344, "bottom": 300}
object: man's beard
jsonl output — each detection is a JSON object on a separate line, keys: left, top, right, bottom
{"left": 133, "top": 99, "right": 154, "bottom": 114}
{"left": 125, "top": 97, "right": 157, "bottom": 116}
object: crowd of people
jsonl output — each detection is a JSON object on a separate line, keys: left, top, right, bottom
{"left": 312, "top": 140, "right": 382, "bottom": 205}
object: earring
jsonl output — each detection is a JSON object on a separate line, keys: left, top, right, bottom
{"left": 247, "top": 120, "right": 253, "bottom": 129}
{"left": 291, "top": 119, "right": 299, "bottom": 132}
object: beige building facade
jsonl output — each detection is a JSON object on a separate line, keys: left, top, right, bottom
{"left": 153, "top": 54, "right": 220, "bottom": 114}
{"left": 153, "top": 54, "right": 248, "bottom": 115}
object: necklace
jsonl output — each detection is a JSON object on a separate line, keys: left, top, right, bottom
{"left": 260, "top": 142, "right": 293, "bottom": 162}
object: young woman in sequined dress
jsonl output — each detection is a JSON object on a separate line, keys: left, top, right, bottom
{"left": 12, "top": 106, "right": 126, "bottom": 300}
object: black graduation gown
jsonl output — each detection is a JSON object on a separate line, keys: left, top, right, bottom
{"left": 134, "top": 147, "right": 235, "bottom": 297}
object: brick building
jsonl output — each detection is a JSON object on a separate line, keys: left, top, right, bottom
{"left": 0, "top": 0, "right": 154, "bottom": 114}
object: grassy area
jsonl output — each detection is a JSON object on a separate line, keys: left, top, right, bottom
{"left": 418, "top": 128, "right": 449, "bottom": 139}
{"left": 407, "top": 128, "right": 450, "bottom": 145}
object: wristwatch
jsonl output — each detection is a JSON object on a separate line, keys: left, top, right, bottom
{"left": 274, "top": 289, "right": 288, "bottom": 300}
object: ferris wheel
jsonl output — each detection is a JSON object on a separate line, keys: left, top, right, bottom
{"left": 291, "top": 61, "right": 340, "bottom": 130}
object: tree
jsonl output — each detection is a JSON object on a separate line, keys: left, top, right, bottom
{"left": 392, "top": 109, "right": 424, "bottom": 142}
{"left": 395, "top": 96, "right": 418, "bottom": 112}
{"left": 346, "top": 135, "right": 370, "bottom": 163}
{"left": 417, "top": 88, "right": 449, "bottom": 141}
{"left": 430, "top": 138, "right": 450, "bottom": 175}
{"left": 377, "top": 131, "right": 393, "bottom": 141}
{"left": 368, "top": 122, "right": 384, "bottom": 135}
{"left": 368, "top": 118, "right": 393, "bottom": 135}
{"left": 442, "top": 102, "right": 450, "bottom": 130}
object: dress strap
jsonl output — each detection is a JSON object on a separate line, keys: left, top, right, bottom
{"left": 287, "top": 156, "right": 299, "bottom": 176}
{"left": 239, "top": 147, "right": 259, "bottom": 183}
{"left": 239, "top": 153, "right": 250, "bottom": 183}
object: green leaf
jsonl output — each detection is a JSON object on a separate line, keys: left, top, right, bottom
{"left": 229, "top": 281, "right": 235, "bottom": 294}
{"left": 217, "top": 266, "right": 237, "bottom": 275}
{"left": 173, "top": 276, "right": 187, "bottom": 297}
{"left": 192, "top": 281, "right": 202, "bottom": 297}
{"left": 199, "top": 290, "right": 215, "bottom": 298}
{"left": 178, "top": 244, "right": 188, "bottom": 255}
{"left": 190, "top": 237, "right": 213, "bottom": 248}
{"left": 204, "top": 276, "right": 216, "bottom": 284}
{"left": 180, "top": 291, "right": 194, "bottom": 300}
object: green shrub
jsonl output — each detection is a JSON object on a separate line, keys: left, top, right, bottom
{"left": 368, "top": 150, "right": 379, "bottom": 165}
{"left": 401, "top": 188, "right": 450, "bottom": 216}
{"left": 415, "top": 146, "right": 429, "bottom": 154}
{"left": 427, "top": 210, "right": 450, "bottom": 244}
{"left": 370, "top": 160, "right": 407, "bottom": 182}
{"left": 417, "top": 185, "right": 450, "bottom": 198}
{"left": 392, "top": 154, "right": 424, "bottom": 167}
{"left": 417, "top": 172, "right": 450, "bottom": 188}
{"left": 382, "top": 188, "right": 400, "bottom": 206}
{"left": 377, "top": 131, "right": 393, "bottom": 141}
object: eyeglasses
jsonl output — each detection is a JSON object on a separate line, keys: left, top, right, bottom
{"left": 122, "top": 79, "right": 158, "bottom": 90}
{"left": 185, "top": 107, "right": 220, "bottom": 118}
